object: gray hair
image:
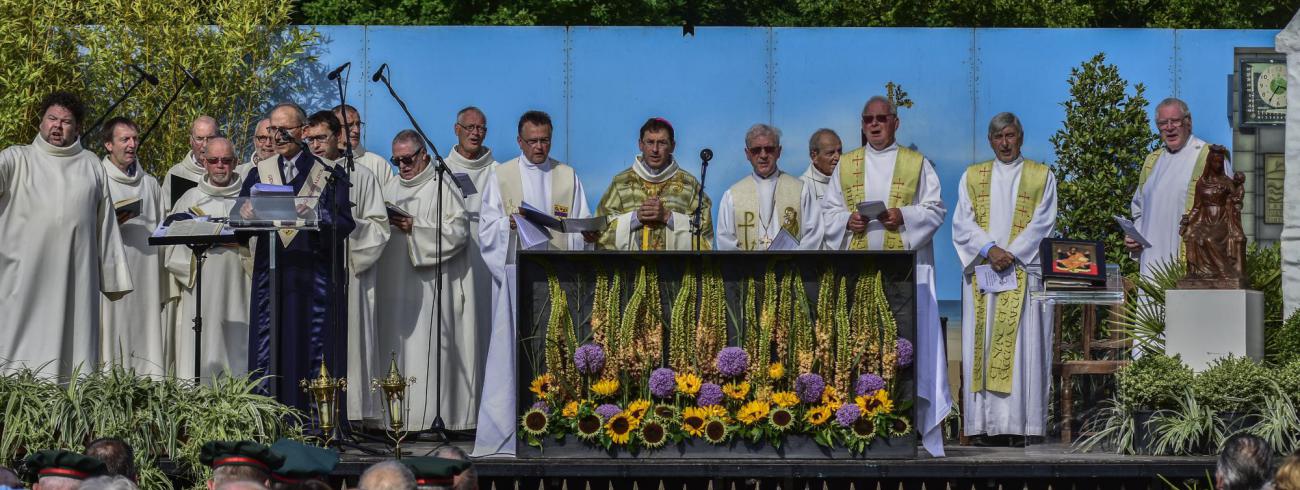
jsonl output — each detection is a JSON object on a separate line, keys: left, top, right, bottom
{"left": 192, "top": 115, "right": 218, "bottom": 135}
{"left": 392, "top": 129, "right": 425, "bottom": 153}
{"left": 36, "top": 475, "right": 83, "bottom": 490}
{"left": 1156, "top": 97, "right": 1191, "bottom": 119}
{"left": 215, "top": 482, "right": 271, "bottom": 490}
{"left": 359, "top": 460, "right": 416, "bottom": 490}
{"left": 430, "top": 445, "right": 476, "bottom": 490}
{"left": 1217, "top": 434, "right": 1272, "bottom": 490}
{"left": 987, "top": 112, "right": 1023, "bottom": 138}
{"left": 456, "top": 106, "right": 485, "bottom": 123}
{"left": 862, "top": 95, "right": 896, "bottom": 115}
{"left": 80, "top": 475, "right": 139, "bottom": 490}
{"left": 744, "top": 123, "right": 782, "bottom": 148}
{"left": 270, "top": 102, "right": 308, "bottom": 126}
{"left": 808, "top": 128, "right": 841, "bottom": 153}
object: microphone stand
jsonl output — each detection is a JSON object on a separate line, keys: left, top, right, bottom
{"left": 139, "top": 68, "right": 201, "bottom": 147}
{"left": 83, "top": 67, "right": 156, "bottom": 141}
{"left": 371, "top": 65, "right": 466, "bottom": 450}
{"left": 692, "top": 149, "right": 712, "bottom": 251}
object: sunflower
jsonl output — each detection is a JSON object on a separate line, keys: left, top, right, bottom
{"left": 805, "top": 405, "right": 832, "bottom": 426}
{"left": 605, "top": 413, "right": 638, "bottom": 445}
{"left": 869, "top": 390, "right": 894, "bottom": 417}
{"left": 768, "top": 362, "right": 785, "bottom": 380}
{"left": 855, "top": 394, "right": 881, "bottom": 416}
{"left": 626, "top": 399, "right": 651, "bottom": 422}
{"left": 652, "top": 403, "right": 679, "bottom": 421}
{"left": 521, "top": 408, "right": 549, "bottom": 436}
{"left": 771, "top": 391, "right": 799, "bottom": 408}
{"left": 591, "top": 378, "right": 620, "bottom": 398}
{"left": 675, "top": 372, "right": 702, "bottom": 396}
{"left": 681, "top": 407, "right": 708, "bottom": 437}
{"left": 529, "top": 374, "right": 555, "bottom": 400}
{"left": 848, "top": 417, "right": 877, "bottom": 443}
{"left": 640, "top": 419, "right": 668, "bottom": 449}
{"left": 722, "top": 381, "right": 751, "bottom": 400}
{"left": 888, "top": 416, "right": 912, "bottom": 437}
{"left": 821, "top": 386, "right": 843, "bottom": 410}
{"left": 768, "top": 407, "right": 795, "bottom": 432}
{"left": 562, "top": 400, "right": 581, "bottom": 418}
{"left": 737, "top": 400, "right": 771, "bottom": 425}
{"left": 703, "top": 418, "right": 730, "bottom": 444}
{"left": 576, "top": 414, "right": 603, "bottom": 440}
{"left": 703, "top": 404, "right": 731, "bottom": 423}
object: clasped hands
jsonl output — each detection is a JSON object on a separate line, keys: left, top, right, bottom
{"left": 846, "top": 208, "right": 904, "bottom": 233}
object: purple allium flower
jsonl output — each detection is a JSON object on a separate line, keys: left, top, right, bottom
{"left": 697, "top": 383, "right": 724, "bottom": 406}
{"left": 531, "top": 401, "right": 551, "bottom": 413}
{"left": 835, "top": 403, "right": 862, "bottom": 427}
{"left": 595, "top": 403, "right": 622, "bottom": 420}
{"left": 855, "top": 373, "right": 886, "bottom": 396}
{"left": 715, "top": 347, "right": 750, "bottom": 378}
{"left": 649, "top": 367, "right": 677, "bottom": 398}
{"left": 896, "top": 338, "right": 914, "bottom": 368}
{"left": 574, "top": 343, "right": 606, "bottom": 375}
{"left": 794, "top": 373, "right": 826, "bottom": 404}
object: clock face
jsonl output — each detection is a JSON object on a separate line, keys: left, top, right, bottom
{"left": 1242, "top": 60, "right": 1287, "bottom": 126}
{"left": 1257, "top": 64, "right": 1287, "bottom": 108}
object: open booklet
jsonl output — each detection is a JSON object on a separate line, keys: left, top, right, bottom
{"left": 518, "top": 201, "right": 608, "bottom": 234}
{"left": 113, "top": 197, "right": 142, "bottom": 216}
{"left": 152, "top": 216, "right": 233, "bottom": 239}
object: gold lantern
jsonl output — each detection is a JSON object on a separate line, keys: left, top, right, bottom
{"left": 371, "top": 352, "right": 416, "bottom": 457}
{"left": 301, "top": 357, "right": 347, "bottom": 445}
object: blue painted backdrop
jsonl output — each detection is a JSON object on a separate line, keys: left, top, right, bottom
{"left": 299, "top": 26, "right": 1277, "bottom": 301}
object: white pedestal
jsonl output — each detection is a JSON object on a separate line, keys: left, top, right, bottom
{"left": 1165, "top": 289, "right": 1264, "bottom": 371}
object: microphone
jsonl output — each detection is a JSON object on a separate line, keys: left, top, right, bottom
{"left": 371, "top": 63, "right": 387, "bottom": 82}
{"left": 327, "top": 61, "right": 350, "bottom": 81}
{"left": 129, "top": 64, "right": 158, "bottom": 85}
{"left": 276, "top": 127, "right": 298, "bottom": 146}
{"left": 182, "top": 67, "right": 202, "bottom": 89}
{"left": 700, "top": 148, "right": 713, "bottom": 165}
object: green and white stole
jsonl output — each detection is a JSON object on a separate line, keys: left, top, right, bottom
{"left": 497, "top": 158, "right": 577, "bottom": 250}
{"left": 838, "top": 146, "right": 924, "bottom": 250}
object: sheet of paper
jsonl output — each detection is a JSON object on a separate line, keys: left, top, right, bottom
{"left": 561, "top": 216, "right": 609, "bottom": 233}
{"left": 518, "top": 201, "right": 564, "bottom": 231}
{"left": 452, "top": 173, "right": 478, "bottom": 197}
{"left": 154, "top": 217, "right": 231, "bottom": 238}
{"left": 857, "top": 200, "right": 887, "bottom": 221}
{"left": 251, "top": 183, "right": 294, "bottom": 196}
{"left": 1113, "top": 215, "right": 1151, "bottom": 249}
{"left": 514, "top": 213, "right": 552, "bottom": 250}
{"left": 766, "top": 228, "right": 800, "bottom": 251}
{"left": 975, "top": 264, "right": 1018, "bottom": 293}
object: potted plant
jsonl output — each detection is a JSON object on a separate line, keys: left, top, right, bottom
{"left": 1116, "top": 353, "right": 1193, "bottom": 452}
{"left": 1193, "top": 355, "right": 1271, "bottom": 434}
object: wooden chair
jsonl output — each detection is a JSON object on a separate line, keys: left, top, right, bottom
{"left": 1053, "top": 279, "right": 1133, "bottom": 442}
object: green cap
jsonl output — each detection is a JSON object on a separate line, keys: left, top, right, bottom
{"left": 269, "top": 439, "right": 338, "bottom": 482}
{"left": 400, "top": 457, "right": 471, "bottom": 487}
{"left": 199, "top": 441, "right": 285, "bottom": 472}
{"left": 24, "top": 450, "right": 107, "bottom": 481}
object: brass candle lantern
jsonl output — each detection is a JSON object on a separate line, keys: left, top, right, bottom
{"left": 301, "top": 357, "right": 347, "bottom": 445}
{"left": 371, "top": 352, "right": 416, "bottom": 457}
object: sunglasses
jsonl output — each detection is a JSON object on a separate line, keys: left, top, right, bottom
{"left": 861, "top": 114, "right": 894, "bottom": 124}
{"left": 747, "top": 145, "right": 778, "bottom": 155}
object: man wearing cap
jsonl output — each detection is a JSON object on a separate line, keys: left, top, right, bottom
{"left": 200, "top": 441, "right": 285, "bottom": 490}
{"left": 24, "top": 450, "right": 107, "bottom": 489}
{"left": 268, "top": 439, "right": 338, "bottom": 489}
{"left": 401, "top": 457, "right": 472, "bottom": 490}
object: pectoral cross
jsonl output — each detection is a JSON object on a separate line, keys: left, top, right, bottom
{"left": 739, "top": 211, "right": 757, "bottom": 250}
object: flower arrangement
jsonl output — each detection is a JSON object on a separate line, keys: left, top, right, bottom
{"left": 520, "top": 263, "right": 913, "bottom": 454}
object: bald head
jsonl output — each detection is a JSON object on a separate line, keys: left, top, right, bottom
{"left": 190, "top": 115, "right": 219, "bottom": 159}
{"left": 359, "top": 460, "right": 415, "bottom": 490}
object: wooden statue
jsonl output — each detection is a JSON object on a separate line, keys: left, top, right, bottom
{"left": 1177, "top": 145, "right": 1248, "bottom": 289}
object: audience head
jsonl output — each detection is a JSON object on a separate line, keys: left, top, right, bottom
{"left": 1216, "top": 434, "right": 1272, "bottom": 490}
{"left": 1275, "top": 451, "right": 1300, "bottom": 490}
{"left": 429, "top": 446, "right": 476, "bottom": 490}
{"left": 79, "top": 475, "right": 137, "bottom": 490}
{"left": 84, "top": 437, "right": 136, "bottom": 482}
{"left": 358, "top": 460, "right": 415, "bottom": 490}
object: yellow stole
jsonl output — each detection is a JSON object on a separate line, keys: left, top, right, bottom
{"left": 968, "top": 159, "right": 1049, "bottom": 394}
{"left": 729, "top": 172, "right": 802, "bottom": 250}
{"left": 497, "top": 158, "right": 577, "bottom": 249}
{"left": 1137, "top": 144, "right": 1211, "bottom": 261}
{"left": 255, "top": 155, "right": 329, "bottom": 247}
{"left": 838, "top": 146, "right": 924, "bottom": 250}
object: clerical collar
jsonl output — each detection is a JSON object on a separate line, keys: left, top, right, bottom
{"left": 1165, "top": 134, "right": 1202, "bottom": 155}
{"left": 448, "top": 145, "right": 494, "bottom": 170}
{"left": 520, "top": 156, "right": 553, "bottom": 171}
{"left": 633, "top": 155, "right": 679, "bottom": 184}
{"left": 866, "top": 142, "right": 898, "bottom": 155}
{"left": 804, "top": 164, "right": 831, "bottom": 184}
{"left": 996, "top": 156, "right": 1024, "bottom": 166}
{"left": 400, "top": 160, "right": 437, "bottom": 188}
{"left": 102, "top": 156, "right": 142, "bottom": 185}
{"left": 200, "top": 172, "right": 244, "bottom": 197}
{"left": 33, "top": 134, "right": 83, "bottom": 157}
{"left": 751, "top": 168, "right": 782, "bottom": 181}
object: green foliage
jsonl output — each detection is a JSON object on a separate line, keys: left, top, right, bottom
{"left": 1249, "top": 242, "right": 1284, "bottom": 332}
{"left": 1050, "top": 52, "right": 1158, "bottom": 275}
{"left": 1269, "top": 309, "right": 1300, "bottom": 366}
{"left": 1114, "top": 258, "right": 1185, "bottom": 354}
{"left": 1192, "top": 355, "right": 1271, "bottom": 414}
{"left": 1275, "top": 359, "right": 1300, "bottom": 403}
{"left": 1149, "top": 389, "right": 1223, "bottom": 457}
{"left": 1245, "top": 382, "right": 1300, "bottom": 455}
{"left": 1074, "top": 397, "right": 1136, "bottom": 455}
{"left": 0, "top": 0, "right": 316, "bottom": 177}
{"left": 1117, "top": 354, "right": 1193, "bottom": 411}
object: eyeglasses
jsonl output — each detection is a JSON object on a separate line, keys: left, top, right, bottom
{"left": 203, "top": 157, "right": 237, "bottom": 165}
{"left": 1156, "top": 116, "right": 1188, "bottom": 128}
{"left": 457, "top": 123, "right": 487, "bottom": 134}
{"left": 254, "top": 135, "right": 272, "bottom": 143}
{"left": 747, "top": 145, "right": 778, "bottom": 155}
{"left": 303, "top": 134, "right": 333, "bottom": 144}
{"left": 267, "top": 124, "right": 302, "bottom": 134}
{"left": 390, "top": 148, "right": 426, "bottom": 166}
{"left": 522, "top": 137, "right": 551, "bottom": 147}
{"left": 192, "top": 135, "right": 217, "bottom": 143}
{"left": 342, "top": 121, "right": 365, "bottom": 130}
{"left": 861, "top": 114, "right": 894, "bottom": 124}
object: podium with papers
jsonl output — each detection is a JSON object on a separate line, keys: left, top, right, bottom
{"left": 151, "top": 213, "right": 239, "bottom": 382}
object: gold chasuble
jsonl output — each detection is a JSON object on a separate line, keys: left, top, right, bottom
{"left": 838, "top": 146, "right": 924, "bottom": 250}
{"left": 496, "top": 158, "right": 577, "bottom": 250}
{"left": 595, "top": 157, "right": 713, "bottom": 250}
{"left": 1138, "top": 144, "right": 1211, "bottom": 261}
{"left": 728, "top": 172, "right": 803, "bottom": 250}
{"left": 967, "top": 159, "right": 1050, "bottom": 394}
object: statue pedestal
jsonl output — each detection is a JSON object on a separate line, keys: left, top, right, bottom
{"left": 1166, "top": 289, "right": 1264, "bottom": 371}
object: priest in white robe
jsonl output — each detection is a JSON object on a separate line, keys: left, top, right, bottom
{"left": 952, "top": 113, "right": 1057, "bottom": 438}
{"left": 334, "top": 104, "right": 395, "bottom": 189}
{"left": 99, "top": 117, "right": 168, "bottom": 376}
{"left": 821, "top": 96, "right": 951, "bottom": 457}
{"left": 474, "top": 110, "right": 594, "bottom": 456}
{"left": 161, "top": 115, "right": 218, "bottom": 212}
{"left": 166, "top": 137, "right": 251, "bottom": 380}
{"left": 304, "top": 110, "right": 392, "bottom": 423}
{"left": 596, "top": 117, "right": 713, "bottom": 250}
{"left": 376, "top": 129, "right": 478, "bottom": 431}
{"left": 1126, "top": 98, "right": 1232, "bottom": 279}
{"left": 716, "top": 123, "right": 821, "bottom": 251}
{"left": 0, "top": 91, "right": 133, "bottom": 378}
{"left": 799, "top": 128, "right": 842, "bottom": 250}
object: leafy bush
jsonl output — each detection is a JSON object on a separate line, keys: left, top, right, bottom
{"left": 1268, "top": 310, "right": 1300, "bottom": 366}
{"left": 1117, "top": 354, "right": 1193, "bottom": 411}
{"left": 1150, "top": 388, "right": 1224, "bottom": 456}
{"left": 1192, "top": 355, "right": 1271, "bottom": 413}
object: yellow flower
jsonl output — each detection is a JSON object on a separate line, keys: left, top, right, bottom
{"left": 605, "top": 413, "right": 638, "bottom": 444}
{"left": 675, "top": 372, "right": 702, "bottom": 396}
{"left": 722, "top": 381, "right": 751, "bottom": 400}
{"left": 591, "top": 378, "right": 620, "bottom": 397}
{"left": 805, "top": 404, "right": 832, "bottom": 426}
{"left": 562, "top": 400, "right": 581, "bottom": 418}
{"left": 871, "top": 389, "right": 895, "bottom": 417}
{"left": 529, "top": 374, "right": 554, "bottom": 399}
{"left": 627, "top": 399, "right": 651, "bottom": 421}
{"left": 771, "top": 391, "right": 799, "bottom": 408}
{"left": 737, "top": 400, "right": 771, "bottom": 425}
{"left": 821, "top": 386, "right": 843, "bottom": 410}
{"left": 682, "top": 407, "right": 708, "bottom": 437}
{"left": 704, "top": 404, "right": 731, "bottom": 423}
{"left": 767, "top": 362, "right": 785, "bottom": 380}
